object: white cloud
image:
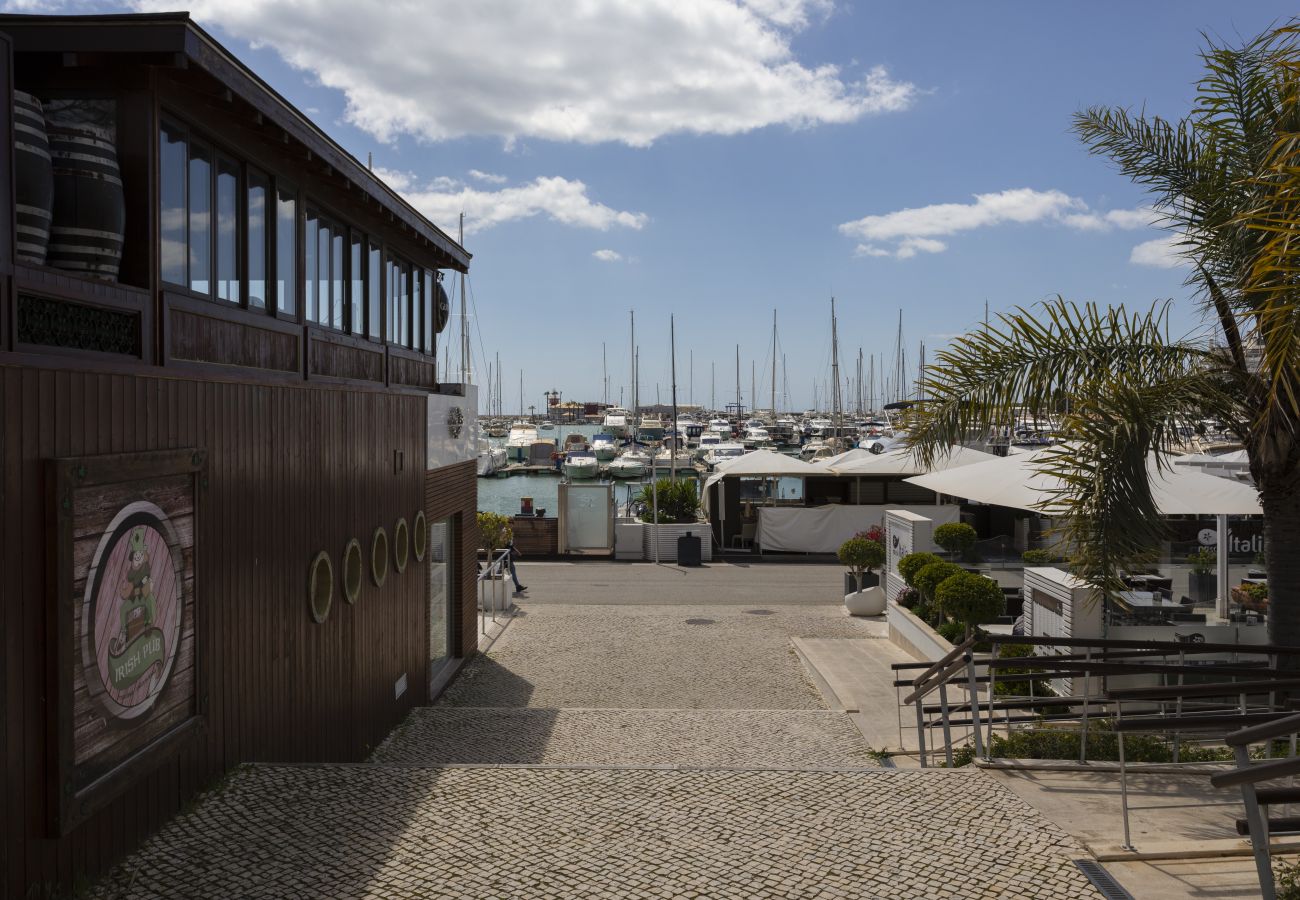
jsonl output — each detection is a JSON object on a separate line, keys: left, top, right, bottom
{"left": 839, "top": 188, "right": 1156, "bottom": 259}
{"left": 468, "top": 169, "right": 507, "bottom": 185}
{"left": 378, "top": 174, "right": 647, "bottom": 236}
{"left": 1130, "top": 235, "right": 1186, "bottom": 269}
{"left": 593, "top": 249, "right": 624, "bottom": 262}
{"left": 136, "top": 0, "right": 917, "bottom": 146}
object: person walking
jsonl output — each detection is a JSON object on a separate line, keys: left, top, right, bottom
{"left": 505, "top": 537, "right": 527, "bottom": 594}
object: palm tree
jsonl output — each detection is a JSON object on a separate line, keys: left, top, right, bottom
{"left": 905, "top": 26, "right": 1300, "bottom": 647}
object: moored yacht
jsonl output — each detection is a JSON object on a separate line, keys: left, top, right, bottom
{"left": 636, "top": 414, "right": 666, "bottom": 443}
{"left": 609, "top": 449, "right": 650, "bottom": 479}
{"left": 703, "top": 442, "right": 748, "bottom": 470}
{"left": 505, "top": 420, "right": 539, "bottom": 463}
{"left": 591, "top": 433, "right": 618, "bottom": 461}
{"left": 562, "top": 450, "right": 600, "bottom": 480}
{"left": 602, "top": 406, "right": 632, "bottom": 439}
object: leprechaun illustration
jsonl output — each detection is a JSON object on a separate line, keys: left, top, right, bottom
{"left": 111, "top": 526, "right": 156, "bottom": 653}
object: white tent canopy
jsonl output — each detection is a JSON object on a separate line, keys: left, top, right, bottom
{"left": 906, "top": 450, "right": 1261, "bottom": 516}
{"left": 828, "top": 445, "right": 999, "bottom": 477}
{"left": 704, "top": 448, "right": 819, "bottom": 490}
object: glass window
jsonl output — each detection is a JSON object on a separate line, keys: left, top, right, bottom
{"left": 188, "top": 141, "right": 212, "bottom": 295}
{"left": 215, "top": 157, "right": 239, "bottom": 303}
{"left": 412, "top": 268, "right": 423, "bottom": 352}
{"left": 386, "top": 258, "right": 399, "bottom": 343}
{"left": 247, "top": 170, "right": 268, "bottom": 308}
{"left": 368, "top": 242, "right": 382, "bottom": 340}
{"left": 350, "top": 234, "right": 364, "bottom": 336}
{"left": 428, "top": 518, "right": 453, "bottom": 676}
{"left": 159, "top": 122, "right": 187, "bottom": 286}
{"left": 317, "top": 223, "right": 330, "bottom": 326}
{"left": 275, "top": 183, "right": 297, "bottom": 316}
{"left": 424, "top": 270, "right": 435, "bottom": 353}
{"left": 304, "top": 212, "right": 318, "bottom": 324}
{"left": 400, "top": 262, "right": 411, "bottom": 347}
{"left": 331, "top": 231, "right": 344, "bottom": 330}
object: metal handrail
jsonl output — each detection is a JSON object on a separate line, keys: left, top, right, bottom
{"left": 476, "top": 548, "right": 514, "bottom": 636}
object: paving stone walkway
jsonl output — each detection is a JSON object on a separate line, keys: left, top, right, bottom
{"left": 88, "top": 565, "right": 1101, "bottom": 898}
{"left": 371, "top": 707, "right": 881, "bottom": 768}
{"left": 90, "top": 765, "right": 1096, "bottom": 900}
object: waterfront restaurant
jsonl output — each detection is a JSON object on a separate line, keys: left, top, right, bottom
{"left": 0, "top": 14, "right": 480, "bottom": 898}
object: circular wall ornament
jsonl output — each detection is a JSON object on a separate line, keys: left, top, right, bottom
{"left": 394, "top": 517, "right": 410, "bottom": 574}
{"left": 81, "top": 500, "right": 185, "bottom": 721}
{"left": 309, "top": 551, "right": 334, "bottom": 624}
{"left": 413, "top": 511, "right": 427, "bottom": 562}
{"left": 447, "top": 406, "right": 464, "bottom": 439}
{"left": 342, "top": 538, "right": 363, "bottom": 604}
{"left": 371, "top": 526, "right": 389, "bottom": 587}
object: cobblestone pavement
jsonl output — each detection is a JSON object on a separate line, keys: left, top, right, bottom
{"left": 371, "top": 707, "right": 881, "bottom": 768}
{"left": 441, "top": 603, "right": 875, "bottom": 709}
{"left": 91, "top": 764, "right": 1098, "bottom": 900}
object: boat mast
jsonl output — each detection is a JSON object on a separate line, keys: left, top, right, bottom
{"left": 830, "top": 298, "right": 842, "bottom": 448}
{"left": 602, "top": 342, "right": 608, "bottom": 407}
{"left": 670, "top": 314, "right": 679, "bottom": 482}
{"left": 781, "top": 353, "right": 788, "bottom": 414}
{"left": 770, "top": 309, "right": 777, "bottom": 419}
{"left": 711, "top": 361, "right": 715, "bottom": 413}
{"left": 734, "top": 344, "right": 741, "bottom": 419}
{"left": 458, "top": 212, "right": 470, "bottom": 384}
{"left": 519, "top": 369, "right": 523, "bottom": 419}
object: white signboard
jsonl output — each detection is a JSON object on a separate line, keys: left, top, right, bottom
{"left": 885, "top": 509, "right": 934, "bottom": 601}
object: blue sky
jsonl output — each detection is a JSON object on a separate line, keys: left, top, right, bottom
{"left": 16, "top": 1, "right": 1294, "bottom": 412}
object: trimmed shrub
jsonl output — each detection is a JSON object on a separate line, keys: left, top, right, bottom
{"left": 913, "top": 561, "right": 965, "bottom": 602}
{"left": 936, "top": 619, "right": 966, "bottom": 644}
{"left": 933, "top": 522, "right": 978, "bottom": 557}
{"left": 897, "top": 551, "right": 943, "bottom": 587}
{"left": 993, "top": 642, "right": 1051, "bottom": 698}
{"left": 936, "top": 572, "right": 1005, "bottom": 633}
{"left": 838, "top": 537, "right": 885, "bottom": 576}
{"left": 1021, "top": 548, "right": 1053, "bottom": 565}
{"left": 477, "top": 511, "right": 513, "bottom": 553}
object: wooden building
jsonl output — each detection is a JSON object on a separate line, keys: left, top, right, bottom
{"left": 0, "top": 13, "right": 481, "bottom": 898}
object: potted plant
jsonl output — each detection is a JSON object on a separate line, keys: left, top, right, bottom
{"left": 1186, "top": 546, "right": 1216, "bottom": 605}
{"left": 933, "top": 522, "right": 978, "bottom": 561}
{"left": 839, "top": 536, "right": 885, "bottom": 595}
{"left": 477, "top": 511, "right": 513, "bottom": 572}
{"left": 840, "top": 536, "right": 888, "bottom": 616}
{"left": 936, "top": 571, "right": 1007, "bottom": 639}
{"left": 1021, "top": 548, "right": 1053, "bottom": 566}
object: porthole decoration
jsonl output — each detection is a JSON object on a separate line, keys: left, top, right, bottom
{"left": 342, "top": 538, "right": 363, "bottom": 604}
{"left": 413, "top": 511, "right": 427, "bottom": 562}
{"left": 371, "top": 526, "right": 389, "bottom": 587}
{"left": 447, "top": 406, "right": 465, "bottom": 439}
{"left": 394, "top": 517, "right": 410, "bottom": 574}
{"left": 309, "top": 551, "right": 333, "bottom": 624}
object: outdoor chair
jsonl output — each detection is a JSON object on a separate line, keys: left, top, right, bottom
{"left": 730, "top": 522, "right": 756, "bottom": 550}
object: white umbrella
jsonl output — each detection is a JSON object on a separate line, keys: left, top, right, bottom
{"left": 705, "top": 448, "right": 819, "bottom": 490}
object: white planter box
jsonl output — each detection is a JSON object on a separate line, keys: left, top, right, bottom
{"left": 615, "top": 520, "right": 645, "bottom": 560}
{"left": 642, "top": 521, "right": 713, "bottom": 562}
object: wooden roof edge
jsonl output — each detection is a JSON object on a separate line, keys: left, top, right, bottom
{"left": 0, "top": 11, "right": 471, "bottom": 272}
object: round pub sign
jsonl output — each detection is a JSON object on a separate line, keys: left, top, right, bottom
{"left": 82, "top": 501, "right": 184, "bottom": 720}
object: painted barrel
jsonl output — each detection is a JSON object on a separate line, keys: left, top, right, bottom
{"left": 13, "top": 91, "right": 53, "bottom": 265}
{"left": 433, "top": 280, "right": 451, "bottom": 333}
{"left": 47, "top": 121, "right": 125, "bottom": 279}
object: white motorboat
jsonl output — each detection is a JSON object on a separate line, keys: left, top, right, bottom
{"left": 602, "top": 406, "right": 632, "bottom": 439}
{"left": 636, "top": 414, "right": 666, "bottom": 443}
{"left": 708, "top": 417, "right": 732, "bottom": 438}
{"left": 800, "top": 439, "right": 832, "bottom": 461}
{"left": 609, "top": 451, "right": 650, "bottom": 479}
{"left": 505, "top": 421, "right": 538, "bottom": 463}
{"left": 539, "top": 420, "right": 556, "bottom": 431}
{"left": 651, "top": 448, "right": 695, "bottom": 474}
{"left": 485, "top": 419, "right": 508, "bottom": 438}
{"left": 476, "top": 441, "right": 507, "bottom": 477}
{"left": 694, "top": 432, "right": 724, "bottom": 461}
{"left": 563, "top": 432, "right": 590, "bottom": 453}
{"left": 591, "top": 433, "right": 618, "bottom": 461}
{"left": 562, "top": 450, "right": 600, "bottom": 480}
{"left": 703, "top": 442, "right": 748, "bottom": 470}
{"left": 742, "top": 425, "right": 772, "bottom": 448}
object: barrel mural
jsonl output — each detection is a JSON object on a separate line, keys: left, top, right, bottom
{"left": 13, "top": 90, "right": 53, "bottom": 264}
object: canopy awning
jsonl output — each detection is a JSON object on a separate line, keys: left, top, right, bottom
{"left": 704, "top": 449, "right": 820, "bottom": 490}
{"left": 827, "top": 445, "right": 998, "bottom": 477}
{"left": 906, "top": 450, "right": 1262, "bottom": 515}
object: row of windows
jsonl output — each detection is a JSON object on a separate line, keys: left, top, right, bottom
{"left": 159, "top": 119, "right": 444, "bottom": 353}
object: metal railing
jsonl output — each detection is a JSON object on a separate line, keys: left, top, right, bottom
{"left": 895, "top": 635, "right": 1300, "bottom": 860}
{"left": 477, "top": 548, "right": 515, "bottom": 636}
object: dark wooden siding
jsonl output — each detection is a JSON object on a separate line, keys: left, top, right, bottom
{"left": 0, "top": 364, "right": 470, "bottom": 899}
{"left": 426, "top": 459, "right": 479, "bottom": 662}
